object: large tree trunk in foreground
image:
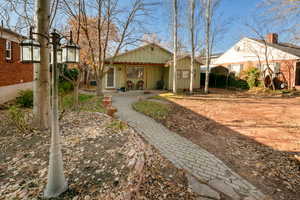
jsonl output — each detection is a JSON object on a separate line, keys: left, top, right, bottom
{"left": 33, "top": 0, "right": 50, "bottom": 129}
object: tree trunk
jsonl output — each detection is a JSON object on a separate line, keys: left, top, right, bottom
{"left": 33, "top": 0, "right": 50, "bottom": 129}
{"left": 189, "top": 0, "right": 195, "bottom": 94}
{"left": 172, "top": 0, "right": 178, "bottom": 94}
{"left": 44, "top": 33, "right": 67, "bottom": 198}
{"left": 96, "top": 78, "right": 103, "bottom": 96}
{"left": 204, "top": 0, "right": 211, "bottom": 94}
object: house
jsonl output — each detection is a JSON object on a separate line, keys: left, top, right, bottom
{"left": 214, "top": 33, "right": 300, "bottom": 88}
{"left": 197, "top": 53, "right": 223, "bottom": 73}
{"left": 104, "top": 43, "right": 201, "bottom": 91}
{"left": 0, "top": 27, "right": 33, "bottom": 103}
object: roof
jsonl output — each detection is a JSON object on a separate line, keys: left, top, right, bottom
{"left": 196, "top": 53, "right": 223, "bottom": 63}
{"left": 248, "top": 37, "right": 300, "bottom": 58}
{"left": 165, "top": 54, "right": 203, "bottom": 66}
{"left": 0, "top": 27, "right": 26, "bottom": 39}
{"left": 106, "top": 42, "right": 173, "bottom": 61}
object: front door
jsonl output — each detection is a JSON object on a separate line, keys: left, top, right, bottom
{"left": 106, "top": 68, "right": 115, "bottom": 88}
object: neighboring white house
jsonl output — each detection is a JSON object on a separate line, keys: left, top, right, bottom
{"left": 214, "top": 34, "right": 300, "bottom": 88}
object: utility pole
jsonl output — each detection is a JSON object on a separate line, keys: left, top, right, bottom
{"left": 204, "top": 0, "right": 211, "bottom": 94}
{"left": 33, "top": 0, "right": 50, "bottom": 129}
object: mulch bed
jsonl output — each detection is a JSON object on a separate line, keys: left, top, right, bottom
{"left": 154, "top": 98, "right": 300, "bottom": 200}
{"left": 0, "top": 111, "right": 196, "bottom": 200}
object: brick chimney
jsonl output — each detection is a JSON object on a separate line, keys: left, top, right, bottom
{"left": 266, "top": 33, "right": 278, "bottom": 44}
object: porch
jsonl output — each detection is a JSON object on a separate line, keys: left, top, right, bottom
{"left": 104, "top": 63, "right": 169, "bottom": 91}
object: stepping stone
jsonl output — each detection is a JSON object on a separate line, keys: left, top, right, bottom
{"left": 209, "top": 178, "right": 241, "bottom": 200}
{"left": 187, "top": 174, "right": 220, "bottom": 200}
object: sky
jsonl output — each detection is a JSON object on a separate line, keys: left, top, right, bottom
{"left": 1, "top": 0, "right": 271, "bottom": 54}
{"left": 138, "top": 0, "right": 264, "bottom": 54}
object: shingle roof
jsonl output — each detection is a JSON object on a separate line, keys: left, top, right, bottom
{"left": 0, "top": 27, "right": 26, "bottom": 39}
{"left": 248, "top": 37, "right": 300, "bottom": 58}
{"left": 165, "top": 54, "right": 203, "bottom": 66}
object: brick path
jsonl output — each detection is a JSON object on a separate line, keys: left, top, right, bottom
{"left": 112, "top": 93, "right": 266, "bottom": 200}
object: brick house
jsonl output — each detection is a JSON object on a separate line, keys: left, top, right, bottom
{"left": 0, "top": 27, "right": 33, "bottom": 103}
{"left": 215, "top": 33, "right": 300, "bottom": 89}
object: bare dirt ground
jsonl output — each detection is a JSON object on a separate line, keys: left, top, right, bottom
{"left": 159, "top": 89, "right": 300, "bottom": 200}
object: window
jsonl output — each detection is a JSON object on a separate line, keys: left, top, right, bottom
{"left": 262, "top": 63, "right": 280, "bottom": 73}
{"left": 231, "top": 64, "right": 242, "bottom": 74}
{"left": 5, "top": 40, "right": 12, "bottom": 60}
{"left": 182, "top": 70, "right": 190, "bottom": 79}
{"left": 127, "top": 67, "right": 144, "bottom": 79}
{"left": 177, "top": 69, "right": 193, "bottom": 79}
{"left": 176, "top": 70, "right": 182, "bottom": 79}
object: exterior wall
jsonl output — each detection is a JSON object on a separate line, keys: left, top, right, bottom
{"left": 218, "top": 59, "right": 298, "bottom": 88}
{"left": 0, "top": 37, "right": 33, "bottom": 87}
{"left": 168, "top": 57, "right": 201, "bottom": 90}
{"left": 215, "top": 38, "right": 300, "bottom": 65}
{"left": 0, "top": 82, "right": 33, "bottom": 104}
{"left": 104, "top": 64, "right": 165, "bottom": 90}
{"left": 112, "top": 44, "right": 172, "bottom": 64}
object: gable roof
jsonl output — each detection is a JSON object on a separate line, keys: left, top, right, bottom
{"left": 165, "top": 54, "right": 203, "bottom": 66}
{"left": 248, "top": 37, "right": 300, "bottom": 58}
{"left": 0, "top": 27, "right": 26, "bottom": 39}
{"left": 106, "top": 43, "right": 173, "bottom": 64}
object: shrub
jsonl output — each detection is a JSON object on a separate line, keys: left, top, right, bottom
{"left": 8, "top": 106, "right": 32, "bottom": 133}
{"left": 156, "top": 80, "right": 164, "bottom": 90}
{"left": 59, "top": 65, "right": 79, "bottom": 82}
{"left": 241, "top": 67, "right": 261, "bottom": 89}
{"left": 59, "top": 81, "right": 74, "bottom": 94}
{"left": 16, "top": 90, "right": 33, "bottom": 108}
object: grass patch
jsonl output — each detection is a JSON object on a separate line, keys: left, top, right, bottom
{"left": 106, "top": 120, "right": 128, "bottom": 131}
{"left": 61, "top": 93, "right": 104, "bottom": 112}
{"left": 132, "top": 100, "right": 170, "bottom": 120}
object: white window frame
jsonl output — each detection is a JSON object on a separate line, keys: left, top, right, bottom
{"left": 5, "top": 40, "right": 12, "bottom": 60}
{"left": 182, "top": 70, "right": 190, "bottom": 79}
{"left": 105, "top": 67, "right": 116, "bottom": 88}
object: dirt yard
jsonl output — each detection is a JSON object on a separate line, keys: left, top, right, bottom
{"left": 157, "top": 89, "right": 300, "bottom": 200}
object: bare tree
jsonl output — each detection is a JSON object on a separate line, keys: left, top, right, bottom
{"left": 244, "top": 19, "right": 277, "bottom": 90}
{"left": 172, "top": 0, "right": 178, "bottom": 93}
{"left": 33, "top": 0, "right": 51, "bottom": 129}
{"left": 204, "top": 0, "right": 211, "bottom": 93}
{"left": 189, "top": 0, "right": 196, "bottom": 93}
{"left": 63, "top": 0, "right": 156, "bottom": 96}
{"left": 260, "top": 0, "right": 300, "bottom": 42}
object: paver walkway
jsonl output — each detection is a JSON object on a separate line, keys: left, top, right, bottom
{"left": 112, "top": 93, "right": 266, "bottom": 200}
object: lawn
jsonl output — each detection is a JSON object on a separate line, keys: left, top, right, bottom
{"left": 134, "top": 89, "right": 300, "bottom": 200}
{"left": 61, "top": 93, "right": 105, "bottom": 113}
{"left": 132, "top": 100, "right": 170, "bottom": 120}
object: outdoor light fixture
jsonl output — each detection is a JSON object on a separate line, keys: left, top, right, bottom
{"left": 20, "top": 27, "right": 41, "bottom": 63}
{"left": 62, "top": 32, "right": 80, "bottom": 64}
{"left": 20, "top": 27, "right": 80, "bottom": 65}
{"left": 50, "top": 45, "right": 63, "bottom": 64}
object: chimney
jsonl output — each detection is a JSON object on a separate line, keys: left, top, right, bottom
{"left": 266, "top": 33, "right": 278, "bottom": 44}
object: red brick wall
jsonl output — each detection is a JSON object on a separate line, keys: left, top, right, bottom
{"left": 0, "top": 38, "right": 33, "bottom": 87}
{"left": 218, "top": 59, "right": 298, "bottom": 88}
